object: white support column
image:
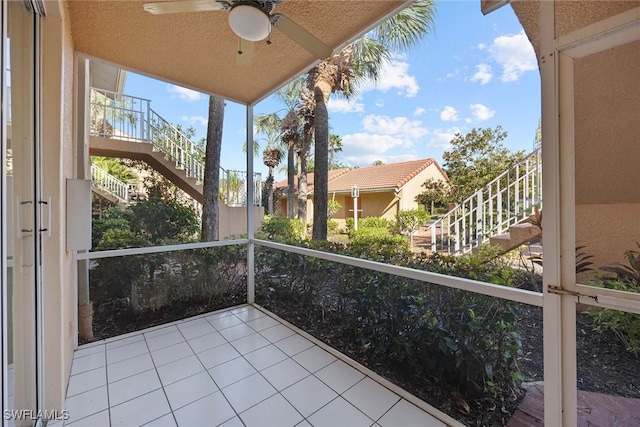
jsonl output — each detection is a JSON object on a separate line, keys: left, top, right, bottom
{"left": 540, "top": 1, "right": 577, "bottom": 425}
{"left": 246, "top": 105, "right": 255, "bottom": 304}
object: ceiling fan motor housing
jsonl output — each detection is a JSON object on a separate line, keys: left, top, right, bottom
{"left": 228, "top": 3, "right": 273, "bottom": 41}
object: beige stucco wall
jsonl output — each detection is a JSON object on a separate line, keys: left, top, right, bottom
{"left": 397, "top": 163, "right": 449, "bottom": 211}
{"left": 219, "top": 205, "right": 264, "bottom": 239}
{"left": 41, "top": 0, "right": 76, "bottom": 409}
{"left": 576, "top": 204, "right": 640, "bottom": 281}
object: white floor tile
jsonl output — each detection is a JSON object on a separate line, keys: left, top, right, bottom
{"left": 229, "top": 333, "right": 270, "bottom": 354}
{"left": 74, "top": 344, "right": 105, "bottom": 359}
{"left": 221, "top": 373, "right": 276, "bottom": 414}
{"left": 151, "top": 342, "right": 194, "bottom": 367}
{"left": 106, "top": 340, "right": 149, "bottom": 365}
{"left": 108, "top": 369, "right": 162, "bottom": 407}
{"left": 188, "top": 331, "right": 227, "bottom": 354}
{"left": 110, "top": 389, "right": 171, "bottom": 426}
{"left": 218, "top": 416, "right": 244, "bottom": 427}
{"left": 176, "top": 317, "right": 207, "bottom": 330}
{"left": 245, "top": 315, "right": 279, "bottom": 332}
{"left": 164, "top": 371, "right": 218, "bottom": 411}
{"left": 378, "top": 399, "right": 446, "bottom": 427}
{"left": 173, "top": 391, "right": 235, "bottom": 427}
{"left": 260, "top": 358, "right": 310, "bottom": 391}
{"left": 64, "top": 409, "right": 109, "bottom": 427}
{"left": 71, "top": 352, "right": 105, "bottom": 376}
{"left": 218, "top": 323, "right": 255, "bottom": 342}
{"left": 230, "top": 306, "right": 251, "bottom": 314}
{"left": 144, "top": 325, "right": 179, "bottom": 339}
{"left": 274, "top": 334, "right": 314, "bottom": 356}
{"left": 281, "top": 375, "right": 338, "bottom": 417}
{"left": 208, "top": 357, "right": 256, "bottom": 388}
{"left": 243, "top": 345, "right": 288, "bottom": 371}
{"left": 232, "top": 308, "right": 266, "bottom": 322}
{"left": 240, "top": 393, "right": 303, "bottom": 427}
{"left": 142, "top": 414, "right": 177, "bottom": 427}
{"left": 157, "top": 354, "right": 205, "bottom": 386}
{"left": 178, "top": 321, "right": 216, "bottom": 340}
{"left": 197, "top": 343, "right": 241, "bottom": 369}
{"left": 343, "top": 378, "right": 400, "bottom": 421}
{"left": 259, "top": 324, "right": 296, "bottom": 343}
{"left": 208, "top": 315, "right": 243, "bottom": 331}
{"left": 107, "top": 353, "right": 154, "bottom": 383}
{"left": 205, "top": 310, "right": 234, "bottom": 321}
{"left": 315, "top": 360, "right": 365, "bottom": 394}
{"left": 146, "top": 330, "right": 185, "bottom": 352}
{"left": 105, "top": 334, "right": 144, "bottom": 351}
{"left": 64, "top": 386, "right": 109, "bottom": 423}
{"left": 295, "top": 421, "right": 312, "bottom": 427}
{"left": 307, "top": 396, "right": 373, "bottom": 427}
{"left": 66, "top": 367, "right": 107, "bottom": 397}
{"left": 292, "top": 346, "right": 336, "bottom": 373}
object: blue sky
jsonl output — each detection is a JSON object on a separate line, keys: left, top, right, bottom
{"left": 123, "top": 0, "right": 540, "bottom": 181}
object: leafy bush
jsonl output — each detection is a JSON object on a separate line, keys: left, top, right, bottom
{"left": 396, "top": 208, "right": 430, "bottom": 245}
{"left": 345, "top": 216, "right": 395, "bottom": 234}
{"left": 259, "top": 215, "right": 306, "bottom": 242}
{"left": 327, "top": 220, "right": 339, "bottom": 234}
{"left": 587, "top": 280, "right": 640, "bottom": 358}
{"left": 600, "top": 242, "right": 640, "bottom": 289}
{"left": 347, "top": 227, "right": 410, "bottom": 260}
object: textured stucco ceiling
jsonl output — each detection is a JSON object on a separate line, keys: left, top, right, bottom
{"left": 67, "top": 0, "right": 407, "bottom": 104}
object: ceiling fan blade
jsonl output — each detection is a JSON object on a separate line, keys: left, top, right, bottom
{"left": 271, "top": 14, "right": 332, "bottom": 60}
{"left": 236, "top": 38, "right": 255, "bottom": 66}
{"left": 143, "top": 0, "right": 227, "bottom": 15}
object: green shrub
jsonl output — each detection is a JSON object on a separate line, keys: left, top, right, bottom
{"left": 327, "top": 220, "right": 339, "bottom": 234}
{"left": 345, "top": 216, "right": 395, "bottom": 234}
{"left": 587, "top": 280, "right": 640, "bottom": 358}
{"left": 396, "top": 208, "right": 430, "bottom": 245}
{"left": 347, "top": 227, "right": 410, "bottom": 261}
{"left": 259, "top": 215, "right": 306, "bottom": 242}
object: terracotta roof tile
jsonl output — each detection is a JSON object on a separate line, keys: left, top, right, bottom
{"left": 275, "top": 159, "right": 445, "bottom": 194}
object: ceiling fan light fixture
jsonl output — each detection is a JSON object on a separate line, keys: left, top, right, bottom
{"left": 228, "top": 4, "right": 271, "bottom": 42}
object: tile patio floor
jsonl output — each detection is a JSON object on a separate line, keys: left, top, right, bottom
{"left": 52, "top": 305, "right": 455, "bottom": 427}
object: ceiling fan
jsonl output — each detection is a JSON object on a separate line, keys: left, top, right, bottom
{"left": 143, "top": 0, "right": 333, "bottom": 64}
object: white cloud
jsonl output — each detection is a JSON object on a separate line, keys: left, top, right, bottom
{"left": 362, "top": 114, "right": 427, "bottom": 139}
{"left": 438, "top": 67, "right": 462, "bottom": 81}
{"left": 478, "top": 43, "right": 486, "bottom": 50}
{"left": 440, "top": 106, "right": 460, "bottom": 122}
{"left": 413, "top": 107, "right": 426, "bottom": 117}
{"left": 375, "top": 99, "right": 384, "bottom": 108}
{"left": 469, "top": 103, "right": 495, "bottom": 121}
{"left": 327, "top": 97, "right": 365, "bottom": 114}
{"left": 428, "top": 127, "right": 461, "bottom": 149}
{"left": 361, "top": 58, "right": 419, "bottom": 98}
{"left": 167, "top": 84, "right": 202, "bottom": 102}
{"left": 488, "top": 31, "right": 537, "bottom": 82}
{"left": 469, "top": 64, "right": 493, "bottom": 85}
{"left": 340, "top": 133, "right": 416, "bottom": 167}
{"left": 181, "top": 115, "right": 208, "bottom": 126}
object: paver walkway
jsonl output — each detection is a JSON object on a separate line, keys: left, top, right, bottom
{"left": 508, "top": 383, "right": 640, "bottom": 426}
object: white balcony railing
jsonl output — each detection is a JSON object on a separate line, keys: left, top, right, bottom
{"left": 90, "top": 164, "right": 129, "bottom": 204}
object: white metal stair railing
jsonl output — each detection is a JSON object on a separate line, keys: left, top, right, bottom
{"left": 89, "top": 87, "right": 262, "bottom": 206}
{"left": 91, "top": 164, "right": 130, "bottom": 204}
{"left": 429, "top": 147, "right": 542, "bottom": 255}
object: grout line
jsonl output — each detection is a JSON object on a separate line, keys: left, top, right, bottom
{"left": 251, "top": 303, "right": 465, "bottom": 427}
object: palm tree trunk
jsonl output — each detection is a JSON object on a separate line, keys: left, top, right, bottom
{"left": 298, "top": 124, "right": 311, "bottom": 222}
{"left": 312, "top": 85, "right": 329, "bottom": 240}
{"left": 267, "top": 166, "right": 275, "bottom": 214}
{"left": 287, "top": 144, "right": 295, "bottom": 219}
{"left": 201, "top": 95, "right": 224, "bottom": 241}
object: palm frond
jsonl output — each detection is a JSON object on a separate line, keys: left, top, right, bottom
{"left": 374, "top": 0, "right": 436, "bottom": 52}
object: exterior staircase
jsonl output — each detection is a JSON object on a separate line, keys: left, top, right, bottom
{"left": 427, "top": 147, "right": 542, "bottom": 255}
{"left": 89, "top": 88, "right": 261, "bottom": 207}
{"left": 90, "top": 164, "right": 131, "bottom": 205}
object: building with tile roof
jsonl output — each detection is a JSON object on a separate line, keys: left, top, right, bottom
{"left": 275, "top": 159, "right": 449, "bottom": 226}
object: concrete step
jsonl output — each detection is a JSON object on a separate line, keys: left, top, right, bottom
{"left": 509, "top": 223, "right": 541, "bottom": 244}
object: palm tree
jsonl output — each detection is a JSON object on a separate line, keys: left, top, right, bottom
{"left": 276, "top": 78, "right": 304, "bottom": 219}
{"left": 255, "top": 113, "right": 284, "bottom": 214}
{"left": 306, "top": 0, "right": 436, "bottom": 240}
{"left": 329, "top": 134, "right": 343, "bottom": 170}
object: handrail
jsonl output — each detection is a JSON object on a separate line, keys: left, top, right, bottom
{"left": 428, "top": 147, "right": 542, "bottom": 254}
{"left": 90, "top": 164, "right": 129, "bottom": 204}
{"left": 89, "top": 87, "right": 263, "bottom": 206}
